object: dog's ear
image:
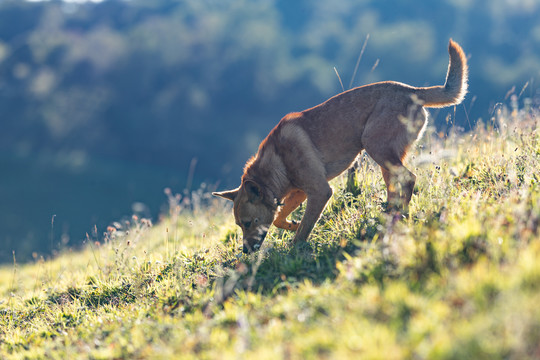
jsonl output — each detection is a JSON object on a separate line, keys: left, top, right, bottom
{"left": 244, "top": 180, "right": 262, "bottom": 203}
{"left": 212, "top": 187, "right": 239, "bottom": 201}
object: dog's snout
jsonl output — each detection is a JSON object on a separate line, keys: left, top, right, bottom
{"left": 243, "top": 243, "right": 262, "bottom": 254}
{"left": 241, "top": 227, "right": 269, "bottom": 254}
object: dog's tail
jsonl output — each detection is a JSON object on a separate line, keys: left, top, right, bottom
{"left": 414, "top": 39, "right": 468, "bottom": 108}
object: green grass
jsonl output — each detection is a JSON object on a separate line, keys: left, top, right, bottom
{"left": 1, "top": 107, "right": 539, "bottom": 359}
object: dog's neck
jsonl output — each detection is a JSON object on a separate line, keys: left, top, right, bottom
{"left": 242, "top": 146, "right": 290, "bottom": 203}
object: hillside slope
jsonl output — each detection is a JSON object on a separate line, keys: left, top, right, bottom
{"left": 1, "top": 107, "right": 539, "bottom": 359}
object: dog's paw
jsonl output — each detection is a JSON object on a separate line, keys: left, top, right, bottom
{"left": 288, "top": 220, "right": 299, "bottom": 231}
{"left": 273, "top": 219, "right": 300, "bottom": 231}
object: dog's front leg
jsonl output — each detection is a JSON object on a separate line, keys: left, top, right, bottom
{"left": 273, "top": 189, "right": 306, "bottom": 231}
{"left": 293, "top": 185, "right": 332, "bottom": 243}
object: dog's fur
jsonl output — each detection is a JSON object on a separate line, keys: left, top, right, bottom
{"left": 214, "top": 39, "right": 468, "bottom": 253}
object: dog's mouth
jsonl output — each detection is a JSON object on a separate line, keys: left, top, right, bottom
{"left": 242, "top": 228, "right": 268, "bottom": 254}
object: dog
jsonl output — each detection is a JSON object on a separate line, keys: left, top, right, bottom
{"left": 214, "top": 39, "right": 468, "bottom": 253}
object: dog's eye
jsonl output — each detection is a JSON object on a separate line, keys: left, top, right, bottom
{"left": 254, "top": 218, "right": 259, "bottom": 224}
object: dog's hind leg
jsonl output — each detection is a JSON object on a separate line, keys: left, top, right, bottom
{"left": 273, "top": 189, "right": 306, "bottom": 231}
{"left": 362, "top": 105, "right": 425, "bottom": 213}
{"left": 381, "top": 167, "right": 398, "bottom": 207}
{"left": 379, "top": 163, "right": 416, "bottom": 212}
{"left": 363, "top": 138, "right": 416, "bottom": 213}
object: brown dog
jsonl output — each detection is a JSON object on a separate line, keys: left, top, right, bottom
{"left": 214, "top": 39, "right": 468, "bottom": 253}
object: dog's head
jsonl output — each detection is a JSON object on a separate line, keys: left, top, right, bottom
{"left": 213, "top": 180, "right": 277, "bottom": 253}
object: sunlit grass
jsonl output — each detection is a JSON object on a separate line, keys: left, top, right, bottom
{"left": 0, "top": 106, "right": 539, "bottom": 359}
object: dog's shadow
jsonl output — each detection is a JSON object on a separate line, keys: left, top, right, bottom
{"left": 217, "top": 213, "right": 386, "bottom": 298}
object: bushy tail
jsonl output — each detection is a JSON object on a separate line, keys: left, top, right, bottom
{"left": 414, "top": 39, "right": 468, "bottom": 108}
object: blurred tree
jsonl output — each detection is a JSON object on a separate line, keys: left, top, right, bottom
{"left": 0, "top": 0, "right": 538, "bottom": 262}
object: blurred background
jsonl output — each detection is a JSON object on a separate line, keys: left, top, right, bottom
{"left": 0, "top": 0, "right": 539, "bottom": 263}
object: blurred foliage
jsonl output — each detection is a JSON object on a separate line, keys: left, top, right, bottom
{"left": 0, "top": 0, "right": 539, "bottom": 262}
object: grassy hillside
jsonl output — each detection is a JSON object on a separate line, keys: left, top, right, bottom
{"left": 1, "top": 107, "right": 539, "bottom": 359}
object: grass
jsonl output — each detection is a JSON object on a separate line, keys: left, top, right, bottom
{"left": 1, "top": 105, "right": 539, "bottom": 359}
